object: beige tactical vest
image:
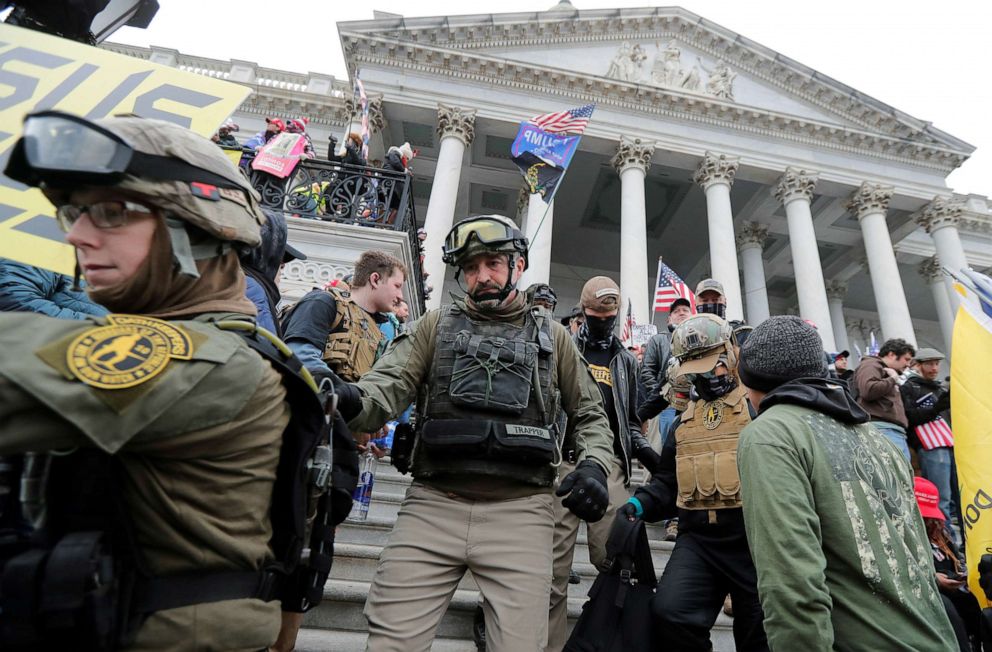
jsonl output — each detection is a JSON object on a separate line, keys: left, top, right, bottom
{"left": 321, "top": 288, "right": 384, "bottom": 382}
{"left": 674, "top": 383, "right": 751, "bottom": 510}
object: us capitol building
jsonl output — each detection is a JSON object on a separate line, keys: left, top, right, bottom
{"left": 105, "top": 2, "right": 991, "bottom": 357}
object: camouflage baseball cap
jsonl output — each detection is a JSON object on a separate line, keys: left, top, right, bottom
{"left": 695, "top": 278, "right": 725, "bottom": 297}
{"left": 580, "top": 276, "right": 621, "bottom": 312}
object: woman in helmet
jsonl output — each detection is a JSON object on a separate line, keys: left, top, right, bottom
{"left": 0, "top": 111, "right": 295, "bottom": 650}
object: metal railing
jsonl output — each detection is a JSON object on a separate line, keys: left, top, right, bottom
{"left": 240, "top": 153, "right": 425, "bottom": 311}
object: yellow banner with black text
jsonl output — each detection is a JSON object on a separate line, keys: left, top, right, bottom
{"left": 0, "top": 24, "right": 250, "bottom": 275}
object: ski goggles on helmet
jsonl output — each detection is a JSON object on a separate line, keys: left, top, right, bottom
{"left": 442, "top": 217, "right": 523, "bottom": 263}
{"left": 5, "top": 110, "right": 242, "bottom": 191}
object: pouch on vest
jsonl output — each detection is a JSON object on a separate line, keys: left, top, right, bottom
{"left": 449, "top": 330, "right": 538, "bottom": 415}
{"left": 419, "top": 419, "right": 554, "bottom": 466}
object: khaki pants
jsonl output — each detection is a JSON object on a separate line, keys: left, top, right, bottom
{"left": 365, "top": 483, "right": 554, "bottom": 652}
{"left": 546, "top": 460, "right": 630, "bottom": 652}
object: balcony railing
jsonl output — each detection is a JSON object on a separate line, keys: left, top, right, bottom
{"left": 240, "top": 153, "right": 425, "bottom": 311}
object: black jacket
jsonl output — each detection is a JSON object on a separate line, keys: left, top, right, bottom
{"left": 574, "top": 333, "right": 640, "bottom": 485}
{"left": 637, "top": 332, "right": 672, "bottom": 422}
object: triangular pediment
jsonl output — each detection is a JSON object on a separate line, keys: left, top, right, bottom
{"left": 480, "top": 39, "right": 852, "bottom": 127}
{"left": 338, "top": 6, "right": 974, "bottom": 169}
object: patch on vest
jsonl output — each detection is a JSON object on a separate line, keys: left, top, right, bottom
{"left": 66, "top": 315, "right": 193, "bottom": 390}
{"left": 505, "top": 425, "right": 551, "bottom": 440}
{"left": 703, "top": 402, "right": 724, "bottom": 430}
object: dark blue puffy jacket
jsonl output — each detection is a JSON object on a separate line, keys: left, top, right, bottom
{"left": 0, "top": 258, "right": 108, "bottom": 320}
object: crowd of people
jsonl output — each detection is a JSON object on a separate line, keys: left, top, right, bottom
{"left": 0, "top": 110, "right": 987, "bottom": 652}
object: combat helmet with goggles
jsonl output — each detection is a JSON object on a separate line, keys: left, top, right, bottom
{"left": 5, "top": 110, "right": 266, "bottom": 279}
{"left": 441, "top": 214, "right": 529, "bottom": 303}
{"left": 671, "top": 313, "right": 737, "bottom": 377}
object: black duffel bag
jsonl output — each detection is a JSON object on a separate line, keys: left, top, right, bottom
{"left": 565, "top": 515, "right": 657, "bottom": 652}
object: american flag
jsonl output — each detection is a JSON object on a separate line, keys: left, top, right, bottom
{"left": 620, "top": 299, "right": 634, "bottom": 345}
{"left": 354, "top": 74, "right": 370, "bottom": 159}
{"left": 528, "top": 104, "right": 595, "bottom": 136}
{"left": 915, "top": 417, "right": 954, "bottom": 450}
{"left": 653, "top": 259, "right": 696, "bottom": 313}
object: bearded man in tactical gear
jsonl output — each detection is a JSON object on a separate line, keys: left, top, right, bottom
{"left": 330, "top": 214, "right": 615, "bottom": 651}
{"left": 618, "top": 313, "right": 769, "bottom": 652}
{"left": 0, "top": 111, "right": 355, "bottom": 650}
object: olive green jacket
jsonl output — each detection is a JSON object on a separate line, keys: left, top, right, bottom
{"left": 0, "top": 312, "right": 287, "bottom": 651}
{"left": 348, "top": 299, "right": 615, "bottom": 499}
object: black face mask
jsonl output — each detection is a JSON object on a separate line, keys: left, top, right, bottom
{"left": 697, "top": 302, "right": 726, "bottom": 319}
{"left": 584, "top": 314, "right": 616, "bottom": 340}
{"left": 693, "top": 374, "right": 737, "bottom": 401}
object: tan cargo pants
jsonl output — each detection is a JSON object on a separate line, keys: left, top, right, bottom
{"left": 364, "top": 483, "right": 555, "bottom": 652}
{"left": 546, "top": 459, "right": 629, "bottom": 652}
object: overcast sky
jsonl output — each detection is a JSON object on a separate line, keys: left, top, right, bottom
{"left": 113, "top": 0, "right": 991, "bottom": 198}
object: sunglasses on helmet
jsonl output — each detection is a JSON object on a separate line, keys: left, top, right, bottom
{"left": 441, "top": 217, "right": 525, "bottom": 264}
{"left": 5, "top": 110, "right": 242, "bottom": 191}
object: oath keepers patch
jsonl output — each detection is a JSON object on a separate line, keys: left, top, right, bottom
{"left": 505, "top": 425, "right": 552, "bottom": 440}
{"left": 703, "top": 402, "right": 724, "bottom": 430}
{"left": 66, "top": 315, "right": 193, "bottom": 389}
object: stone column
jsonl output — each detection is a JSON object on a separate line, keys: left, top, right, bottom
{"left": 846, "top": 183, "right": 917, "bottom": 345}
{"left": 825, "top": 280, "right": 851, "bottom": 353}
{"left": 919, "top": 256, "right": 955, "bottom": 353}
{"left": 915, "top": 197, "right": 968, "bottom": 313}
{"left": 774, "top": 168, "right": 836, "bottom": 351}
{"left": 735, "top": 221, "right": 771, "bottom": 325}
{"left": 518, "top": 193, "right": 554, "bottom": 288}
{"left": 692, "top": 152, "right": 744, "bottom": 321}
{"left": 612, "top": 137, "right": 655, "bottom": 324}
{"left": 421, "top": 105, "right": 476, "bottom": 309}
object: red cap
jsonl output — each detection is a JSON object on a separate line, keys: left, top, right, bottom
{"left": 265, "top": 117, "right": 286, "bottom": 132}
{"left": 914, "top": 476, "right": 944, "bottom": 521}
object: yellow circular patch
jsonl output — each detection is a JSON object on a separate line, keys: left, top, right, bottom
{"left": 703, "top": 402, "right": 724, "bottom": 430}
{"left": 66, "top": 315, "right": 193, "bottom": 390}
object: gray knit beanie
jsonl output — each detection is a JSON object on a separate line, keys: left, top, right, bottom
{"left": 738, "top": 315, "right": 827, "bottom": 392}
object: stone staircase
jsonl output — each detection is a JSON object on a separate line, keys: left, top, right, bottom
{"left": 297, "top": 462, "right": 736, "bottom": 651}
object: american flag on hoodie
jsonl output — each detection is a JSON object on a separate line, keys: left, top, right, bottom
{"left": 528, "top": 104, "right": 595, "bottom": 136}
{"left": 912, "top": 391, "right": 954, "bottom": 449}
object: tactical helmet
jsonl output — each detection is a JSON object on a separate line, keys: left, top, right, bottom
{"left": 528, "top": 283, "right": 558, "bottom": 310}
{"left": 6, "top": 110, "right": 266, "bottom": 277}
{"left": 671, "top": 313, "right": 735, "bottom": 374}
{"left": 441, "top": 215, "right": 528, "bottom": 269}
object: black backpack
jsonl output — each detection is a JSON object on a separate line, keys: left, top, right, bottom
{"left": 565, "top": 517, "right": 657, "bottom": 652}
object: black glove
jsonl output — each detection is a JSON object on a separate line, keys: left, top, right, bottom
{"left": 556, "top": 460, "right": 609, "bottom": 523}
{"left": 314, "top": 369, "right": 362, "bottom": 422}
{"left": 634, "top": 446, "right": 662, "bottom": 475}
{"left": 631, "top": 434, "right": 662, "bottom": 474}
{"left": 934, "top": 391, "right": 951, "bottom": 415}
{"left": 979, "top": 554, "right": 992, "bottom": 601}
{"left": 616, "top": 501, "right": 639, "bottom": 522}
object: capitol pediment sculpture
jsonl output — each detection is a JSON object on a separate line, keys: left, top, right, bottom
{"left": 607, "top": 40, "right": 735, "bottom": 101}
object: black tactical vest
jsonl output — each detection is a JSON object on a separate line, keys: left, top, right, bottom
{"left": 413, "top": 305, "right": 560, "bottom": 487}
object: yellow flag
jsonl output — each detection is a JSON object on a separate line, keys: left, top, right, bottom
{"left": 0, "top": 24, "right": 251, "bottom": 275}
{"left": 951, "top": 301, "right": 992, "bottom": 608}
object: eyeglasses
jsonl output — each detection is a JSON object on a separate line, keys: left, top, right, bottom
{"left": 55, "top": 200, "right": 154, "bottom": 232}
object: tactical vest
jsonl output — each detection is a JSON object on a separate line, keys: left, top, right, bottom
{"left": 413, "top": 305, "right": 561, "bottom": 487}
{"left": 674, "top": 383, "right": 751, "bottom": 511}
{"left": 321, "top": 288, "right": 383, "bottom": 382}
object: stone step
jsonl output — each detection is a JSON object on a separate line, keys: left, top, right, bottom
{"left": 303, "top": 578, "right": 736, "bottom": 651}
{"left": 294, "top": 628, "right": 474, "bottom": 652}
